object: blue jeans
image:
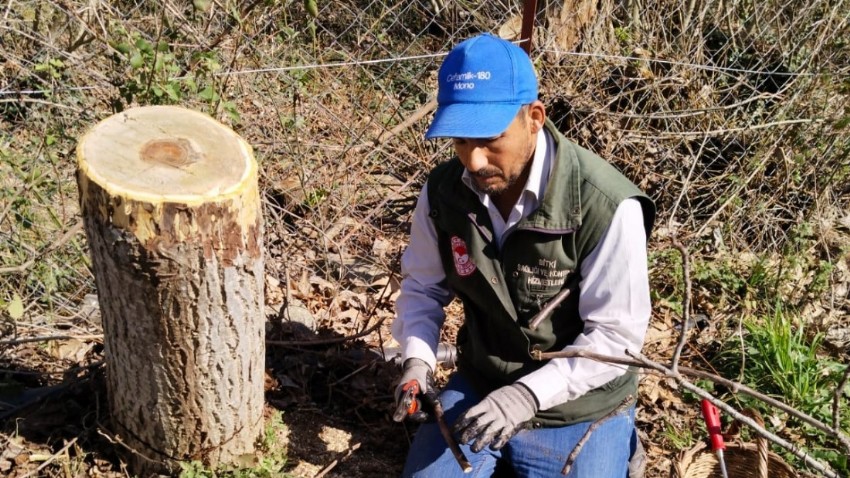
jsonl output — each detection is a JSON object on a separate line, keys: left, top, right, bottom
{"left": 402, "top": 373, "right": 637, "bottom": 478}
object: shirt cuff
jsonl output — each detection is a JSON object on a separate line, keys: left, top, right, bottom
{"left": 517, "top": 362, "right": 568, "bottom": 411}
{"left": 402, "top": 336, "right": 438, "bottom": 372}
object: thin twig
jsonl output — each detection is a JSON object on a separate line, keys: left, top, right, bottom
{"left": 0, "top": 220, "right": 83, "bottom": 274}
{"left": 328, "top": 362, "right": 371, "bottom": 387}
{"left": 268, "top": 271, "right": 396, "bottom": 347}
{"left": 670, "top": 240, "right": 691, "bottom": 372}
{"left": 692, "top": 147, "right": 776, "bottom": 239}
{"left": 143, "top": 11, "right": 165, "bottom": 98}
{"left": 0, "top": 199, "right": 14, "bottom": 228}
{"left": 834, "top": 364, "right": 850, "bottom": 433}
{"left": 206, "top": 0, "right": 265, "bottom": 51}
{"left": 267, "top": 315, "right": 387, "bottom": 347}
{"left": 336, "top": 174, "right": 420, "bottom": 249}
{"left": 96, "top": 425, "right": 165, "bottom": 466}
{"left": 18, "top": 436, "right": 79, "bottom": 478}
{"left": 384, "top": 99, "right": 438, "bottom": 136}
{"left": 625, "top": 118, "right": 818, "bottom": 140}
{"left": 637, "top": 353, "right": 841, "bottom": 478}
{"left": 561, "top": 395, "right": 634, "bottom": 475}
{"left": 314, "top": 442, "right": 361, "bottom": 478}
{"left": 667, "top": 138, "right": 706, "bottom": 230}
{"left": 0, "top": 97, "right": 83, "bottom": 111}
{"left": 98, "top": 413, "right": 259, "bottom": 467}
{"left": 0, "top": 334, "right": 102, "bottom": 346}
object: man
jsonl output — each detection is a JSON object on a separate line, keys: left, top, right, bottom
{"left": 391, "top": 33, "right": 655, "bottom": 477}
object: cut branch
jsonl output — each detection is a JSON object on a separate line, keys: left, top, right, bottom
{"left": 532, "top": 347, "right": 849, "bottom": 475}
{"left": 561, "top": 395, "right": 634, "bottom": 475}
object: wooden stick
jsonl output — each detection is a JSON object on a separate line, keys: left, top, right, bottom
{"left": 19, "top": 437, "right": 79, "bottom": 478}
{"left": 528, "top": 287, "right": 573, "bottom": 330}
{"left": 561, "top": 396, "right": 634, "bottom": 475}
{"left": 314, "top": 442, "right": 361, "bottom": 478}
{"left": 432, "top": 401, "right": 472, "bottom": 473}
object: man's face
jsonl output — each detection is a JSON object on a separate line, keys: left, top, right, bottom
{"left": 452, "top": 102, "right": 545, "bottom": 197}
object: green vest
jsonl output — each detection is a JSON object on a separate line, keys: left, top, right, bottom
{"left": 426, "top": 121, "right": 655, "bottom": 427}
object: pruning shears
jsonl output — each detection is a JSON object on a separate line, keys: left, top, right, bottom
{"left": 392, "top": 379, "right": 421, "bottom": 422}
{"left": 392, "top": 379, "right": 472, "bottom": 473}
{"left": 701, "top": 399, "right": 729, "bottom": 478}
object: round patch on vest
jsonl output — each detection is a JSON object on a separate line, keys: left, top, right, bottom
{"left": 450, "top": 235, "right": 476, "bottom": 277}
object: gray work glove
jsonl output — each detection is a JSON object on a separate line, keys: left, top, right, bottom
{"left": 453, "top": 383, "right": 539, "bottom": 452}
{"left": 393, "top": 358, "right": 438, "bottom": 423}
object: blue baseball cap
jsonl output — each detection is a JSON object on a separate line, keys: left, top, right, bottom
{"left": 425, "top": 33, "right": 538, "bottom": 139}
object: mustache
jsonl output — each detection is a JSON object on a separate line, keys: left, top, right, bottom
{"left": 473, "top": 168, "right": 501, "bottom": 178}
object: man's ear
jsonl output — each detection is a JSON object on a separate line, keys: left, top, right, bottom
{"left": 528, "top": 100, "right": 546, "bottom": 133}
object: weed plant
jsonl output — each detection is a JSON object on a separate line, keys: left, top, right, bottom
{"left": 178, "top": 411, "right": 292, "bottom": 478}
{"left": 714, "top": 305, "right": 849, "bottom": 474}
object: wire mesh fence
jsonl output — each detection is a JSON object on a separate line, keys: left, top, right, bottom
{"left": 1, "top": 0, "right": 848, "bottom": 338}
{"left": 1, "top": 1, "right": 849, "bottom": 476}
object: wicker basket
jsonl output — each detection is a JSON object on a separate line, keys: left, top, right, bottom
{"left": 671, "top": 409, "right": 798, "bottom": 478}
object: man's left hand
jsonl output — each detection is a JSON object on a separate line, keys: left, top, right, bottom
{"left": 453, "top": 383, "right": 538, "bottom": 452}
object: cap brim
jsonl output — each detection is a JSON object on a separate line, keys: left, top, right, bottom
{"left": 425, "top": 102, "right": 523, "bottom": 139}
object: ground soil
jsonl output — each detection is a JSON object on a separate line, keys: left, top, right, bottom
{"left": 0, "top": 285, "right": 721, "bottom": 478}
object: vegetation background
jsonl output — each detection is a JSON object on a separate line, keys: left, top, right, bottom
{"left": 1, "top": 0, "right": 848, "bottom": 476}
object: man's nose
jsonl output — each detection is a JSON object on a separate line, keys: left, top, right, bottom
{"left": 465, "top": 146, "right": 488, "bottom": 173}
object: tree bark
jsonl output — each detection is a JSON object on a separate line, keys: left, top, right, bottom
{"left": 76, "top": 106, "right": 265, "bottom": 476}
{"left": 497, "top": 0, "right": 615, "bottom": 54}
{"left": 550, "top": 0, "right": 614, "bottom": 53}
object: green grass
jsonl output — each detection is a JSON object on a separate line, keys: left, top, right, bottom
{"left": 662, "top": 418, "right": 695, "bottom": 450}
{"left": 649, "top": 235, "right": 850, "bottom": 475}
{"left": 714, "top": 305, "right": 849, "bottom": 474}
{"left": 178, "top": 411, "right": 292, "bottom": 478}
{"left": 741, "top": 308, "right": 834, "bottom": 404}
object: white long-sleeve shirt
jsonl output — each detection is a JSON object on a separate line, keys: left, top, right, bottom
{"left": 392, "top": 128, "right": 651, "bottom": 411}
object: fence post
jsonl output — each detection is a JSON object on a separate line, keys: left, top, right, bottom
{"left": 520, "top": 0, "right": 538, "bottom": 55}
{"left": 76, "top": 105, "right": 265, "bottom": 475}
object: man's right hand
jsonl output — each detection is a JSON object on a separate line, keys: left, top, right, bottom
{"left": 393, "top": 358, "right": 437, "bottom": 422}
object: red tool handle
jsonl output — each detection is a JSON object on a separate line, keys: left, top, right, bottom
{"left": 700, "top": 399, "right": 726, "bottom": 451}
{"left": 402, "top": 380, "right": 420, "bottom": 415}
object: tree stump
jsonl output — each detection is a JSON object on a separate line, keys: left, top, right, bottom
{"left": 496, "top": 0, "right": 615, "bottom": 54}
{"left": 76, "top": 106, "right": 265, "bottom": 475}
{"left": 549, "top": 0, "right": 613, "bottom": 53}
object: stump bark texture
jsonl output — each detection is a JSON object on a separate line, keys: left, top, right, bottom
{"left": 76, "top": 106, "right": 265, "bottom": 475}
